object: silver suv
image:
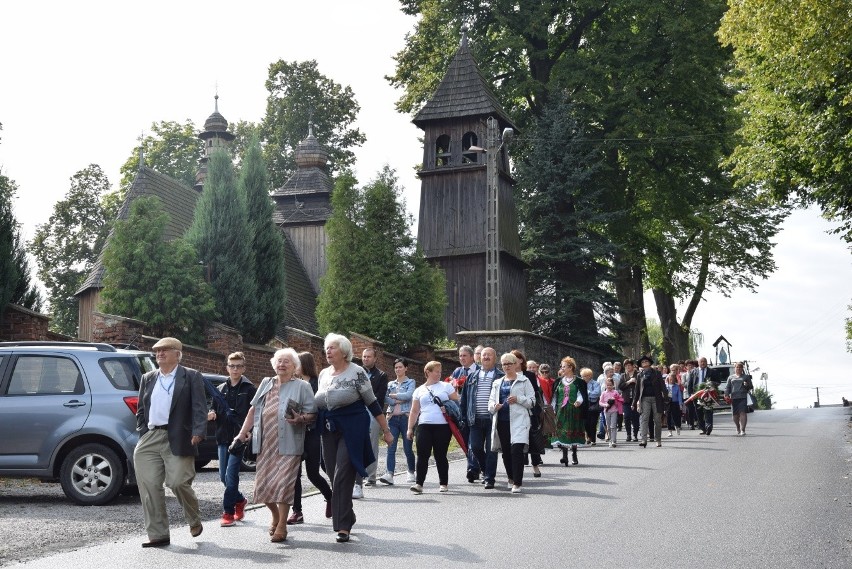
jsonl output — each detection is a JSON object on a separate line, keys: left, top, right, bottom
{"left": 0, "top": 341, "right": 156, "bottom": 505}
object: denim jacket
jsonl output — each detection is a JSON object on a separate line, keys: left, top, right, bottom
{"left": 460, "top": 366, "right": 505, "bottom": 424}
{"left": 385, "top": 377, "right": 416, "bottom": 414}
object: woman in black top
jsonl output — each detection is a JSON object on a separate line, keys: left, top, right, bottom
{"left": 289, "top": 351, "right": 333, "bottom": 524}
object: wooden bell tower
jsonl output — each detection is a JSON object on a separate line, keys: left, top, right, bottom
{"left": 413, "top": 33, "right": 529, "bottom": 334}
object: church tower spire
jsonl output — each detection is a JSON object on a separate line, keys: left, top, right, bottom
{"left": 194, "top": 93, "right": 236, "bottom": 191}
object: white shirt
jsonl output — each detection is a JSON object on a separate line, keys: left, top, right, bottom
{"left": 415, "top": 381, "right": 455, "bottom": 425}
{"left": 148, "top": 369, "right": 176, "bottom": 429}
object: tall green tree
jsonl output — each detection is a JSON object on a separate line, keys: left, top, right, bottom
{"left": 516, "top": 96, "right": 618, "bottom": 351}
{"left": 29, "top": 165, "right": 117, "bottom": 336}
{"left": 120, "top": 120, "right": 204, "bottom": 193}
{"left": 1, "top": 167, "right": 42, "bottom": 314}
{"left": 391, "top": 1, "right": 780, "bottom": 360}
{"left": 261, "top": 59, "right": 366, "bottom": 188}
{"left": 186, "top": 150, "right": 258, "bottom": 333}
{"left": 239, "top": 137, "right": 286, "bottom": 343}
{"left": 317, "top": 168, "right": 445, "bottom": 353}
{"left": 719, "top": 0, "right": 852, "bottom": 240}
{"left": 101, "top": 196, "right": 216, "bottom": 345}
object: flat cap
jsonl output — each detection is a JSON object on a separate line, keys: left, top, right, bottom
{"left": 151, "top": 337, "right": 182, "bottom": 351}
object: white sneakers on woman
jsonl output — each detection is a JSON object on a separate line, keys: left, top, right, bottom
{"left": 511, "top": 485, "right": 521, "bottom": 494}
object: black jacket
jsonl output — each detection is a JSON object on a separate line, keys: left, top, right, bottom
{"left": 212, "top": 376, "right": 257, "bottom": 444}
{"left": 364, "top": 365, "right": 389, "bottom": 408}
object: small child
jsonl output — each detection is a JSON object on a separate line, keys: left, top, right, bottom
{"left": 598, "top": 378, "right": 624, "bottom": 447}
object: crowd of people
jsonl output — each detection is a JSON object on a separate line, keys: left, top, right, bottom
{"left": 135, "top": 335, "right": 754, "bottom": 547}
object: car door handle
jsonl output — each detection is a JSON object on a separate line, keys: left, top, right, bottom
{"left": 63, "top": 400, "right": 87, "bottom": 408}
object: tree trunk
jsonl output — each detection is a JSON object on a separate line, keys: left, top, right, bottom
{"left": 614, "top": 258, "right": 650, "bottom": 358}
{"left": 652, "top": 288, "right": 690, "bottom": 363}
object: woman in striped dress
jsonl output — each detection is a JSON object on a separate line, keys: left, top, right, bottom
{"left": 233, "top": 348, "right": 316, "bottom": 543}
{"left": 551, "top": 357, "right": 586, "bottom": 466}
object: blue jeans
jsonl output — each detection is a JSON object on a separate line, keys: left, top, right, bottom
{"left": 217, "top": 444, "right": 244, "bottom": 514}
{"left": 468, "top": 416, "right": 498, "bottom": 483}
{"left": 386, "top": 414, "right": 415, "bottom": 473}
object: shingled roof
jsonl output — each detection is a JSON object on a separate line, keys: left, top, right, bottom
{"left": 412, "top": 36, "right": 516, "bottom": 129}
{"left": 76, "top": 166, "right": 200, "bottom": 295}
{"left": 277, "top": 232, "right": 319, "bottom": 334}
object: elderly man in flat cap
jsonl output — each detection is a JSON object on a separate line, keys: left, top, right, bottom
{"left": 134, "top": 337, "right": 208, "bottom": 548}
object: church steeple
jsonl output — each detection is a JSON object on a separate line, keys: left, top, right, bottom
{"left": 194, "top": 94, "right": 236, "bottom": 191}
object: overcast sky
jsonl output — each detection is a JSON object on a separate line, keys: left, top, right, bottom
{"left": 2, "top": 1, "right": 849, "bottom": 408}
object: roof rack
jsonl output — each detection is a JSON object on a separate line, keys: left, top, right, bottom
{"left": 0, "top": 341, "right": 118, "bottom": 352}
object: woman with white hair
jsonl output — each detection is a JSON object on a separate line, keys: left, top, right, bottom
{"left": 489, "top": 352, "right": 535, "bottom": 493}
{"left": 233, "top": 348, "right": 316, "bottom": 543}
{"left": 314, "top": 333, "right": 393, "bottom": 543}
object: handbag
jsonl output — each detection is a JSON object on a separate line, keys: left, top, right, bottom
{"left": 746, "top": 392, "right": 756, "bottom": 412}
{"left": 529, "top": 427, "right": 547, "bottom": 454}
{"left": 540, "top": 404, "right": 557, "bottom": 436}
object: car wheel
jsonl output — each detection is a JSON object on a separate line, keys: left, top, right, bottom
{"left": 59, "top": 443, "right": 125, "bottom": 506}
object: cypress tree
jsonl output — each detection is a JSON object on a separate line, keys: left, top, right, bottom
{"left": 239, "top": 137, "right": 286, "bottom": 343}
{"left": 187, "top": 150, "right": 258, "bottom": 332}
{"left": 101, "top": 196, "right": 216, "bottom": 344}
{"left": 317, "top": 167, "right": 445, "bottom": 353}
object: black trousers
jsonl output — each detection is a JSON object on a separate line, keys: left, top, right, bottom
{"left": 496, "top": 420, "right": 525, "bottom": 487}
{"left": 415, "top": 423, "right": 452, "bottom": 486}
{"left": 293, "top": 428, "right": 332, "bottom": 512}
{"left": 321, "top": 430, "right": 357, "bottom": 532}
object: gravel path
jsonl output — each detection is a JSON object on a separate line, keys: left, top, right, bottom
{"left": 0, "top": 442, "right": 465, "bottom": 566}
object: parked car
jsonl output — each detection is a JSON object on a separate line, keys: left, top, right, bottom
{"left": 0, "top": 341, "right": 156, "bottom": 505}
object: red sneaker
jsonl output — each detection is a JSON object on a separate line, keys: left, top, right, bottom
{"left": 220, "top": 513, "right": 236, "bottom": 527}
{"left": 287, "top": 511, "right": 304, "bottom": 525}
{"left": 234, "top": 498, "right": 248, "bottom": 521}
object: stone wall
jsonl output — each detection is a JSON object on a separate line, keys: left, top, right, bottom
{"left": 456, "top": 329, "right": 605, "bottom": 373}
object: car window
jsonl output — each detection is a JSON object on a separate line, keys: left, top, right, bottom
{"left": 6, "top": 355, "right": 84, "bottom": 395}
{"left": 99, "top": 357, "right": 140, "bottom": 391}
{"left": 137, "top": 354, "right": 157, "bottom": 374}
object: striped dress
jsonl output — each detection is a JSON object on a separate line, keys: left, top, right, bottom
{"left": 551, "top": 377, "right": 586, "bottom": 445}
{"left": 252, "top": 386, "right": 302, "bottom": 504}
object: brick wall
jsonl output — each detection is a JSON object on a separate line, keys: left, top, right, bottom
{"left": 0, "top": 304, "right": 51, "bottom": 341}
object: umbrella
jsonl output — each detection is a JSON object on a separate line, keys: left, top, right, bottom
{"left": 443, "top": 409, "right": 468, "bottom": 455}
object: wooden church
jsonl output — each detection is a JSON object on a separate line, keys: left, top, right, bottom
{"left": 414, "top": 33, "right": 530, "bottom": 334}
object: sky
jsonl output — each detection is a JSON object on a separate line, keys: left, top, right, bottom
{"left": 1, "top": 1, "right": 849, "bottom": 408}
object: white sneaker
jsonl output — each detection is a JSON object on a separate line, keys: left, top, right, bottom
{"left": 667, "top": 432, "right": 673, "bottom": 438}
{"left": 511, "top": 485, "right": 521, "bottom": 494}
{"left": 406, "top": 471, "right": 416, "bottom": 483}
{"left": 410, "top": 484, "right": 423, "bottom": 494}
{"left": 438, "top": 485, "right": 448, "bottom": 493}
{"left": 379, "top": 472, "right": 394, "bottom": 485}
{"left": 352, "top": 484, "right": 363, "bottom": 499}
{"left": 676, "top": 427, "right": 681, "bottom": 435}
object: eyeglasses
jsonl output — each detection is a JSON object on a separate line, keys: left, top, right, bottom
{"left": 226, "top": 364, "right": 245, "bottom": 369}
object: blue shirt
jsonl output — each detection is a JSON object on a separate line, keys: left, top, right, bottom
{"left": 586, "top": 379, "right": 602, "bottom": 403}
{"left": 385, "top": 377, "right": 416, "bottom": 414}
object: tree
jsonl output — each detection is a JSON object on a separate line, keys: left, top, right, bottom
{"left": 317, "top": 168, "right": 446, "bottom": 353}
{"left": 29, "top": 165, "right": 116, "bottom": 336}
{"left": 751, "top": 386, "right": 773, "bottom": 410}
{"left": 1, "top": 169, "right": 42, "bottom": 313}
{"left": 719, "top": 1, "right": 852, "bottom": 240}
{"left": 100, "top": 196, "right": 216, "bottom": 344}
{"left": 186, "top": 150, "right": 258, "bottom": 333}
{"left": 261, "top": 60, "right": 366, "bottom": 189}
{"left": 238, "top": 137, "right": 286, "bottom": 343}
{"left": 515, "top": 96, "right": 619, "bottom": 351}
{"left": 1, "top": 122, "right": 42, "bottom": 315}
{"left": 119, "top": 120, "right": 204, "bottom": 193}
{"left": 391, "top": 1, "right": 765, "bottom": 358}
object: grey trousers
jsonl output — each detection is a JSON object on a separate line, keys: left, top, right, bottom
{"left": 356, "top": 415, "right": 380, "bottom": 484}
{"left": 322, "top": 429, "right": 358, "bottom": 532}
{"left": 639, "top": 398, "right": 663, "bottom": 443}
{"left": 134, "top": 429, "right": 200, "bottom": 540}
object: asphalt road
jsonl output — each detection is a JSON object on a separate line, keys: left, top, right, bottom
{"left": 5, "top": 407, "right": 851, "bottom": 568}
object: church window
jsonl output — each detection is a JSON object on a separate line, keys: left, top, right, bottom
{"left": 436, "top": 134, "right": 451, "bottom": 167}
{"left": 462, "top": 132, "right": 479, "bottom": 164}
